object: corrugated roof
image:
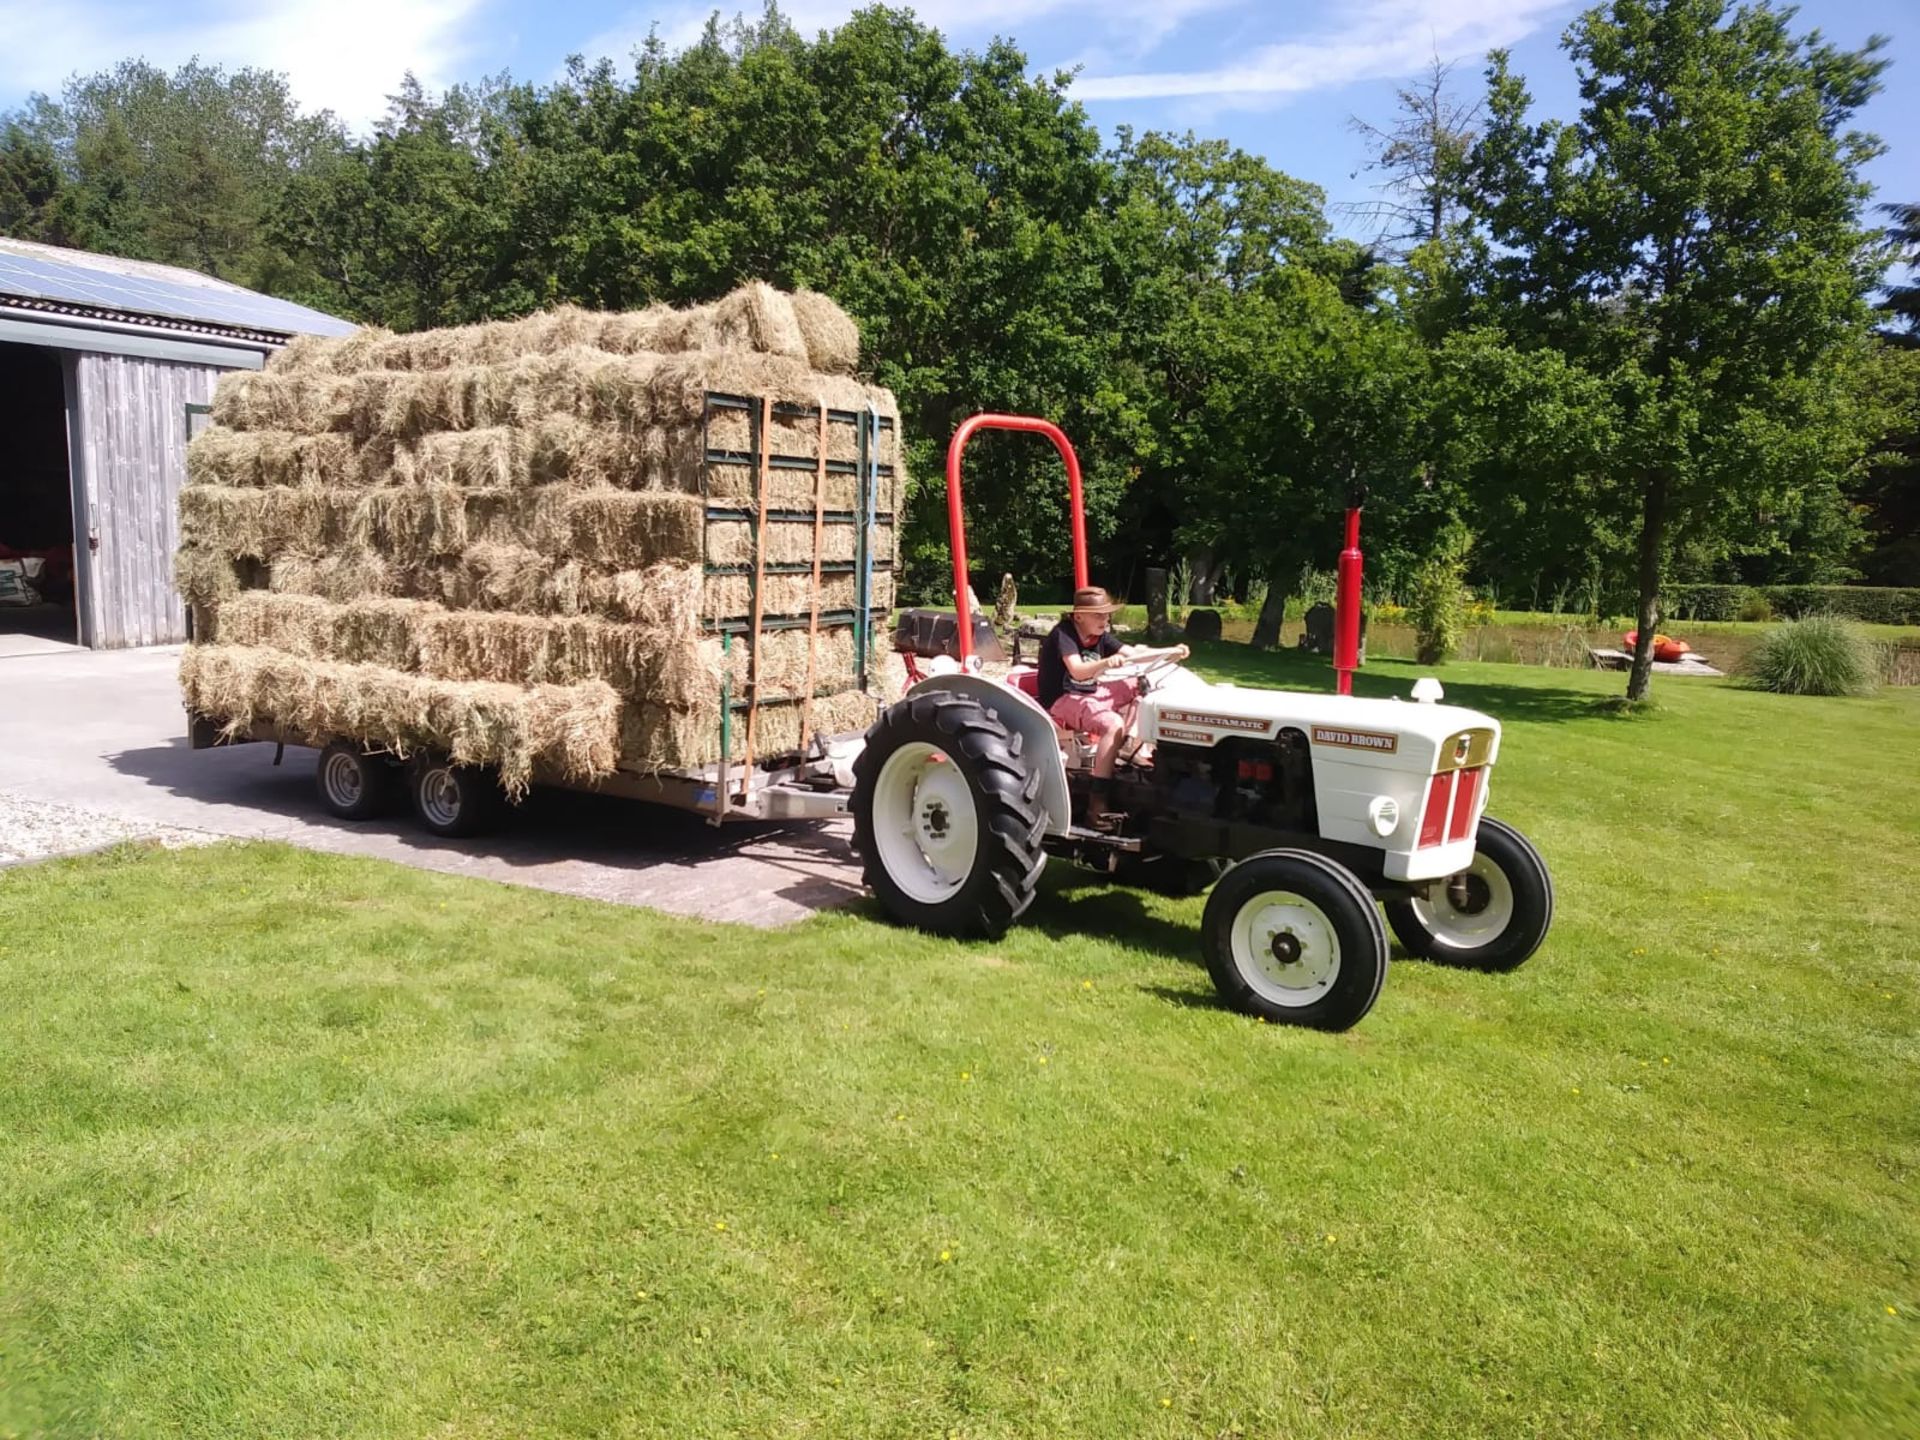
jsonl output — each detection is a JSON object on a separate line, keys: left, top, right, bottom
{"left": 0, "top": 237, "right": 355, "bottom": 339}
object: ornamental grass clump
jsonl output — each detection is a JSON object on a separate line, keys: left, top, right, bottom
{"left": 1746, "top": 615, "right": 1877, "bottom": 697}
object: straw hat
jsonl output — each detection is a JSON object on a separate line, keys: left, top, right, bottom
{"left": 1069, "top": 585, "right": 1121, "bottom": 614}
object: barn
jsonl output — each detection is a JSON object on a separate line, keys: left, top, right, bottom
{"left": 0, "top": 237, "right": 351, "bottom": 652}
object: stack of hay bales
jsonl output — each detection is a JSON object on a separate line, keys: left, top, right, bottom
{"left": 176, "top": 283, "right": 900, "bottom": 795}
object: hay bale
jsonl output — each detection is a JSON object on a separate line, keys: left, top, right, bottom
{"left": 270, "top": 284, "right": 829, "bottom": 378}
{"left": 702, "top": 569, "right": 892, "bottom": 619}
{"left": 618, "top": 687, "right": 880, "bottom": 773}
{"left": 789, "top": 290, "right": 861, "bottom": 374}
{"left": 268, "top": 550, "right": 395, "bottom": 602}
{"left": 208, "top": 589, "right": 723, "bottom": 710}
{"left": 707, "top": 518, "right": 874, "bottom": 567}
{"left": 180, "top": 643, "right": 620, "bottom": 795}
{"left": 184, "top": 284, "right": 900, "bottom": 780}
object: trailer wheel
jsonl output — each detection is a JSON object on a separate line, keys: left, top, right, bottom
{"left": 1385, "top": 816, "right": 1553, "bottom": 971}
{"left": 1201, "top": 850, "right": 1388, "bottom": 1031}
{"left": 408, "top": 758, "right": 501, "bottom": 839}
{"left": 316, "top": 740, "right": 398, "bottom": 821}
{"left": 852, "top": 691, "right": 1046, "bottom": 938}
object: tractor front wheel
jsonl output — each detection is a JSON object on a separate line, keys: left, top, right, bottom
{"left": 1201, "top": 850, "right": 1388, "bottom": 1030}
{"left": 852, "top": 691, "right": 1047, "bottom": 938}
{"left": 1384, "top": 815, "right": 1553, "bottom": 971}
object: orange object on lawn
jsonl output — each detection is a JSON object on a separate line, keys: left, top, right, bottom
{"left": 1623, "top": 630, "right": 1692, "bottom": 663}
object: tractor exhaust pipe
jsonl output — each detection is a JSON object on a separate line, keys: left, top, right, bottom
{"left": 1334, "top": 483, "right": 1364, "bottom": 697}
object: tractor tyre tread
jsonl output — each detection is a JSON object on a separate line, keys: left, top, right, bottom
{"left": 1201, "top": 848, "right": 1388, "bottom": 1031}
{"left": 1384, "top": 815, "right": 1553, "bottom": 971}
{"left": 852, "top": 691, "right": 1046, "bottom": 939}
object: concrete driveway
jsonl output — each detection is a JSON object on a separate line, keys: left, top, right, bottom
{"left": 0, "top": 646, "right": 868, "bottom": 926}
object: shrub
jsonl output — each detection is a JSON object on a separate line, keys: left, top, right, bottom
{"left": 1759, "top": 585, "right": 1920, "bottom": 625}
{"left": 1665, "top": 584, "right": 1750, "bottom": 621}
{"left": 1747, "top": 616, "right": 1878, "bottom": 696}
{"left": 1411, "top": 525, "right": 1473, "bottom": 665}
{"left": 1664, "top": 583, "right": 1920, "bottom": 625}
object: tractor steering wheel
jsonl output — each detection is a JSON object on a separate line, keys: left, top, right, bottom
{"left": 1108, "top": 649, "right": 1187, "bottom": 687}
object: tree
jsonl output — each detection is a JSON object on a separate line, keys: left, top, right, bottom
{"left": 3, "top": 60, "right": 346, "bottom": 291}
{"left": 1881, "top": 201, "right": 1920, "bottom": 346}
{"left": 1471, "top": 0, "right": 1889, "bottom": 699}
{"left": 1343, "top": 55, "right": 1481, "bottom": 251}
{"left": 0, "top": 120, "right": 68, "bottom": 241}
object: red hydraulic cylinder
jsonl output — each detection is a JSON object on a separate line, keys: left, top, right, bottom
{"left": 1333, "top": 505, "right": 1363, "bottom": 696}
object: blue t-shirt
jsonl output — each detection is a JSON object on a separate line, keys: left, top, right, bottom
{"left": 1038, "top": 620, "right": 1120, "bottom": 708}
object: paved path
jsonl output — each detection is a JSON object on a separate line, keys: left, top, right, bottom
{"left": 0, "top": 646, "right": 868, "bottom": 927}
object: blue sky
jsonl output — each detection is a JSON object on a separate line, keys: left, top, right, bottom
{"left": 2, "top": 0, "right": 1914, "bottom": 236}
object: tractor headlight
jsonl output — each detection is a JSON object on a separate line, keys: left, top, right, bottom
{"left": 1368, "top": 795, "right": 1400, "bottom": 837}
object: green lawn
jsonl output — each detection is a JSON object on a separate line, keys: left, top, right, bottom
{"left": 2, "top": 652, "right": 1916, "bottom": 1438}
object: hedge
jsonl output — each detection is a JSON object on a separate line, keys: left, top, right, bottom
{"left": 1665, "top": 584, "right": 1920, "bottom": 625}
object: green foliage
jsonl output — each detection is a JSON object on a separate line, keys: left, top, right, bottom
{"left": 1664, "top": 584, "right": 1754, "bottom": 621}
{"left": 1747, "top": 615, "right": 1878, "bottom": 695}
{"left": 2, "top": 59, "right": 346, "bottom": 292}
{"left": 1469, "top": 0, "right": 1892, "bottom": 696}
{"left": 2, "top": 4, "right": 1911, "bottom": 608}
{"left": 1762, "top": 584, "right": 1920, "bottom": 625}
{"left": 1882, "top": 200, "right": 1920, "bottom": 344}
{"left": 1667, "top": 582, "right": 1920, "bottom": 624}
{"left": 1411, "top": 523, "right": 1473, "bottom": 664}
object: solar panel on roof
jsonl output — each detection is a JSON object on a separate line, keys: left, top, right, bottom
{"left": 0, "top": 246, "right": 354, "bottom": 337}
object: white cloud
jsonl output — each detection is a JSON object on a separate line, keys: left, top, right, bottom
{"left": 574, "top": 0, "right": 1240, "bottom": 73}
{"left": 0, "top": 0, "right": 486, "bottom": 128}
{"left": 1073, "top": 0, "right": 1568, "bottom": 104}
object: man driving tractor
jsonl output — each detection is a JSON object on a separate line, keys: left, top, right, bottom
{"left": 1036, "top": 585, "right": 1189, "bottom": 823}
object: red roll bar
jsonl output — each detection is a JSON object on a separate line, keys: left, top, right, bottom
{"left": 945, "top": 414, "right": 1089, "bottom": 665}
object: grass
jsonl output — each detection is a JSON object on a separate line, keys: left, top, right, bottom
{"left": 2, "top": 650, "right": 1917, "bottom": 1438}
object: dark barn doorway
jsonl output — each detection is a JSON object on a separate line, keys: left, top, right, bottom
{"left": 0, "top": 342, "right": 79, "bottom": 646}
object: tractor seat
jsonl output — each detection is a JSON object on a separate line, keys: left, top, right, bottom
{"left": 1007, "top": 667, "right": 1087, "bottom": 747}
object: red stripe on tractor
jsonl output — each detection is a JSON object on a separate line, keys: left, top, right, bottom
{"left": 1449, "top": 767, "right": 1482, "bottom": 842}
{"left": 1418, "top": 771, "right": 1454, "bottom": 848}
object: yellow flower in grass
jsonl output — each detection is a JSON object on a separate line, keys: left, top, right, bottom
{"left": 939, "top": 1249, "right": 953, "bottom": 1264}
{"left": 713, "top": 1221, "right": 727, "bottom": 1232}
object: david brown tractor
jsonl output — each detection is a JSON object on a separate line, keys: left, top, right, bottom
{"left": 849, "top": 415, "right": 1554, "bottom": 1031}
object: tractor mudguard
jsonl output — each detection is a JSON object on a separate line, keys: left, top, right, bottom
{"left": 904, "top": 672, "right": 1072, "bottom": 836}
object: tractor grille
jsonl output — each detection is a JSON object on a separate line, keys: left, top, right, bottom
{"left": 1418, "top": 766, "right": 1486, "bottom": 848}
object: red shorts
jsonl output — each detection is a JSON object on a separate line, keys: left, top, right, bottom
{"left": 1049, "top": 679, "right": 1137, "bottom": 732}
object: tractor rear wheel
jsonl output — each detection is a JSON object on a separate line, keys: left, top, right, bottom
{"left": 852, "top": 691, "right": 1047, "bottom": 938}
{"left": 1201, "top": 850, "right": 1388, "bottom": 1030}
{"left": 1384, "top": 815, "right": 1553, "bottom": 971}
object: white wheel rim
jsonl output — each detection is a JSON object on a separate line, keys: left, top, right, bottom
{"left": 1412, "top": 852, "right": 1515, "bottom": 949}
{"left": 419, "top": 768, "right": 462, "bottom": 829}
{"left": 871, "top": 741, "right": 980, "bottom": 904}
{"left": 322, "top": 751, "right": 364, "bottom": 808}
{"left": 1229, "top": 889, "right": 1342, "bottom": 1007}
